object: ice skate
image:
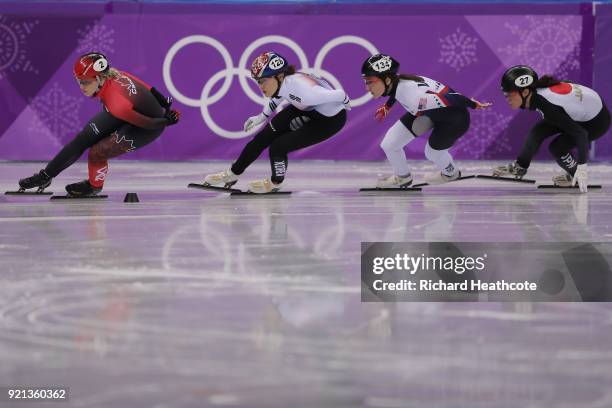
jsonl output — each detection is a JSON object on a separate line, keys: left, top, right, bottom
{"left": 424, "top": 169, "right": 462, "bottom": 185}
{"left": 492, "top": 161, "right": 527, "bottom": 179}
{"left": 552, "top": 172, "right": 573, "bottom": 187}
{"left": 248, "top": 178, "right": 281, "bottom": 194}
{"left": 65, "top": 180, "right": 102, "bottom": 197}
{"left": 203, "top": 169, "right": 238, "bottom": 189}
{"left": 376, "top": 174, "right": 413, "bottom": 188}
{"left": 538, "top": 171, "right": 600, "bottom": 190}
{"left": 17, "top": 170, "right": 52, "bottom": 193}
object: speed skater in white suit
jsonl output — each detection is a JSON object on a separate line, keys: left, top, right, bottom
{"left": 361, "top": 54, "right": 491, "bottom": 188}
{"left": 203, "top": 51, "right": 349, "bottom": 194}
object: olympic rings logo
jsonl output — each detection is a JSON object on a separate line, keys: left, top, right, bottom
{"left": 163, "top": 35, "right": 379, "bottom": 139}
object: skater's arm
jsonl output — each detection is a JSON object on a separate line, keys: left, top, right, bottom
{"left": 120, "top": 71, "right": 172, "bottom": 109}
{"left": 435, "top": 91, "right": 478, "bottom": 109}
{"left": 105, "top": 97, "right": 169, "bottom": 129}
{"left": 262, "top": 97, "right": 281, "bottom": 117}
{"left": 414, "top": 88, "right": 477, "bottom": 112}
{"left": 298, "top": 85, "right": 347, "bottom": 107}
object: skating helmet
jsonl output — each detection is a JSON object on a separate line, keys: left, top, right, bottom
{"left": 501, "top": 65, "right": 538, "bottom": 92}
{"left": 361, "top": 54, "right": 400, "bottom": 77}
{"left": 250, "top": 52, "right": 289, "bottom": 79}
{"left": 74, "top": 52, "right": 110, "bottom": 80}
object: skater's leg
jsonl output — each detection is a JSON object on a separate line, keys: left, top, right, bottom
{"left": 547, "top": 104, "right": 610, "bottom": 175}
{"left": 549, "top": 104, "right": 610, "bottom": 186}
{"left": 425, "top": 142, "right": 457, "bottom": 177}
{"left": 374, "top": 113, "right": 432, "bottom": 187}
{"left": 230, "top": 106, "right": 299, "bottom": 176}
{"left": 18, "top": 111, "right": 123, "bottom": 191}
{"left": 424, "top": 107, "right": 470, "bottom": 181}
{"left": 45, "top": 111, "right": 124, "bottom": 177}
{"left": 583, "top": 103, "right": 611, "bottom": 143}
{"left": 87, "top": 125, "right": 163, "bottom": 189}
{"left": 548, "top": 135, "right": 579, "bottom": 176}
{"left": 492, "top": 121, "right": 563, "bottom": 178}
{"left": 516, "top": 120, "right": 560, "bottom": 169}
{"left": 267, "top": 110, "right": 346, "bottom": 184}
{"left": 379, "top": 120, "right": 416, "bottom": 177}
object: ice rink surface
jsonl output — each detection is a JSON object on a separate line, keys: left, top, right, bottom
{"left": 1, "top": 160, "right": 612, "bottom": 407}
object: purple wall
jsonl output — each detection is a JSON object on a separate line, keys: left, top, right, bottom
{"left": 0, "top": 3, "right": 599, "bottom": 161}
{"left": 593, "top": 3, "right": 612, "bottom": 159}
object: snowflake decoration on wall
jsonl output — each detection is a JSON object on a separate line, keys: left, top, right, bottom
{"left": 28, "top": 83, "right": 83, "bottom": 144}
{"left": 499, "top": 16, "right": 581, "bottom": 78}
{"left": 0, "top": 16, "right": 38, "bottom": 80}
{"left": 76, "top": 23, "right": 115, "bottom": 56}
{"left": 438, "top": 28, "right": 479, "bottom": 72}
{"left": 453, "top": 109, "right": 513, "bottom": 159}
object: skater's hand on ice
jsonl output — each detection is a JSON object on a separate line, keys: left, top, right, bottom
{"left": 244, "top": 113, "right": 267, "bottom": 132}
{"left": 472, "top": 99, "right": 492, "bottom": 109}
{"left": 343, "top": 94, "right": 352, "bottom": 111}
{"left": 165, "top": 109, "right": 181, "bottom": 126}
{"left": 572, "top": 163, "right": 588, "bottom": 193}
{"left": 375, "top": 104, "right": 391, "bottom": 121}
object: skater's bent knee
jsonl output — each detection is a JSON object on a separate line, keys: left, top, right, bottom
{"left": 379, "top": 138, "right": 393, "bottom": 152}
{"left": 548, "top": 138, "right": 565, "bottom": 154}
{"left": 88, "top": 144, "right": 107, "bottom": 162}
{"left": 269, "top": 142, "right": 288, "bottom": 157}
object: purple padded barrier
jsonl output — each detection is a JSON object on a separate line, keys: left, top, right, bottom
{"left": 593, "top": 3, "right": 612, "bottom": 159}
{"left": 0, "top": 2, "right": 596, "bottom": 160}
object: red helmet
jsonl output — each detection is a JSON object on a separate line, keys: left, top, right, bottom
{"left": 74, "top": 53, "right": 109, "bottom": 79}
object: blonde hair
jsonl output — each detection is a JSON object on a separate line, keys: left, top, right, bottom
{"left": 101, "top": 67, "right": 121, "bottom": 79}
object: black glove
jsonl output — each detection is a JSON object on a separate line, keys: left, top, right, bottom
{"left": 165, "top": 109, "right": 180, "bottom": 126}
{"left": 151, "top": 87, "right": 172, "bottom": 109}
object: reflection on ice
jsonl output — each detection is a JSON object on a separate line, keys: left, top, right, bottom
{"left": 1, "top": 161, "right": 611, "bottom": 407}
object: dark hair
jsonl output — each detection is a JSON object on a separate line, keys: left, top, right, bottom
{"left": 379, "top": 73, "right": 424, "bottom": 96}
{"left": 398, "top": 73, "right": 425, "bottom": 82}
{"left": 534, "top": 75, "right": 563, "bottom": 88}
{"left": 284, "top": 65, "right": 296, "bottom": 76}
{"left": 382, "top": 73, "right": 425, "bottom": 108}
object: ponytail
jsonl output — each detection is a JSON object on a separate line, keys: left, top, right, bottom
{"left": 284, "top": 65, "right": 296, "bottom": 76}
{"left": 101, "top": 67, "right": 120, "bottom": 79}
{"left": 534, "top": 75, "right": 563, "bottom": 88}
{"left": 398, "top": 73, "right": 425, "bottom": 82}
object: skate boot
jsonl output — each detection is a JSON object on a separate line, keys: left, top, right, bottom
{"left": 65, "top": 180, "right": 102, "bottom": 197}
{"left": 18, "top": 169, "right": 52, "bottom": 193}
{"left": 248, "top": 178, "right": 281, "bottom": 194}
{"left": 552, "top": 172, "right": 573, "bottom": 187}
{"left": 424, "top": 169, "right": 462, "bottom": 184}
{"left": 493, "top": 161, "right": 527, "bottom": 179}
{"left": 203, "top": 169, "right": 238, "bottom": 189}
{"left": 376, "top": 174, "right": 413, "bottom": 188}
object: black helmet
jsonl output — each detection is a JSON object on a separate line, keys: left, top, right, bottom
{"left": 501, "top": 65, "right": 538, "bottom": 92}
{"left": 361, "top": 54, "right": 399, "bottom": 77}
